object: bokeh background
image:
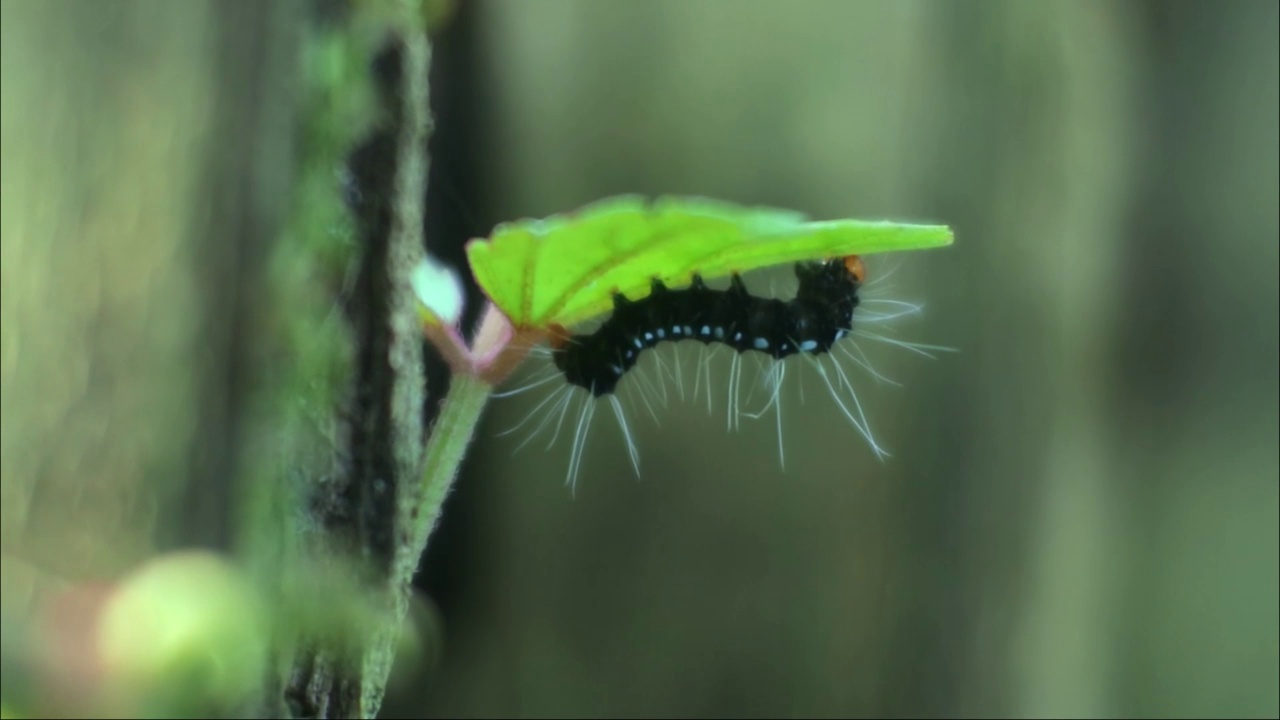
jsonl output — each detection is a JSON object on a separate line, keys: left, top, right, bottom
{"left": 2, "top": 0, "right": 1277, "bottom": 718}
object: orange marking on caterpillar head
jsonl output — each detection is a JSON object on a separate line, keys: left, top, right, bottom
{"left": 843, "top": 255, "right": 867, "bottom": 284}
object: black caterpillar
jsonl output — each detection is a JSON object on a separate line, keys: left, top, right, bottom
{"left": 551, "top": 255, "right": 866, "bottom": 397}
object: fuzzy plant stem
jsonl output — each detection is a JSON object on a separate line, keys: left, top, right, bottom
{"left": 398, "top": 374, "right": 491, "bottom": 584}
{"left": 359, "top": 373, "right": 491, "bottom": 714}
{"left": 353, "top": 14, "right": 492, "bottom": 716}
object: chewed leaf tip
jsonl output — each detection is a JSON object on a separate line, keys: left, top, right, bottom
{"left": 412, "top": 254, "right": 465, "bottom": 327}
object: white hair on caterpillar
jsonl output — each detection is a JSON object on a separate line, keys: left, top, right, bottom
{"left": 489, "top": 254, "right": 954, "bottom": 494}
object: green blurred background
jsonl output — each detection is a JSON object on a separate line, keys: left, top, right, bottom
{"left": 2, "top": 0, "right": 1277, "bottom": 718}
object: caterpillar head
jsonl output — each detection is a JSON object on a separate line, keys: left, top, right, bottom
{"left": 844, "top": 255, "right": 866, "bottom": 284}
{"left": 794, "top": 255, "right": 864, "bottom": 304}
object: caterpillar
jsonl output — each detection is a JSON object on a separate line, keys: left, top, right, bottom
{"left": 496, "top": 254, "right": 948, "bottom": 490}
{"left": 549, "top": 255, "right": 866, "bottom": 397}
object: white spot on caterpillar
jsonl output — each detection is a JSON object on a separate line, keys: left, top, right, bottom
{"left": 672, "top": 326, "right": 682, "bottom": 335}
{"left": 633, "top": 338, "right": 642, "bottom": 349}
{"left": 610, "top": 364, "right": 623, "bottom": 375}
{"left": 834, "top": 329, "right": 847, "bottom": 341}
{"left": 734, "top": 332, "right": 743, "bottom": 341}
{"left": 656, "top": 329, "right": 665, "bottom": 339}
{"left": 714, "top": 328, "right": 725, "bottom": 339}
{"left": 753, "top": 338, "right": 769, "bottom": 350}
{"left": 683, "top": 326, "right": 693, "bottom": 336}
{"left": 799, "top": 340, "right": 818, "bottom": 352}
{"left": 644, "top": 332, "right": 653, "bottom": 341}
{"left": 701, "top": 325, "right": 711, "bottom": 336}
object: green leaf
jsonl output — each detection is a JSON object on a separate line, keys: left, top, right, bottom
{"left": 465, "top": 194, "right": 954, "bottom": 329}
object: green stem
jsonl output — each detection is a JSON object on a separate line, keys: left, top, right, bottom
{"left": 360, "top": 373, "right": 492, "bottom": 716}
{"left": 399, "top": 373, "right": 492, "bottom": 588}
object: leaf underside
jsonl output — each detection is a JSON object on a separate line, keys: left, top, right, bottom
{"left": 465, "top": 194, "right": 954, "bottom": 330}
